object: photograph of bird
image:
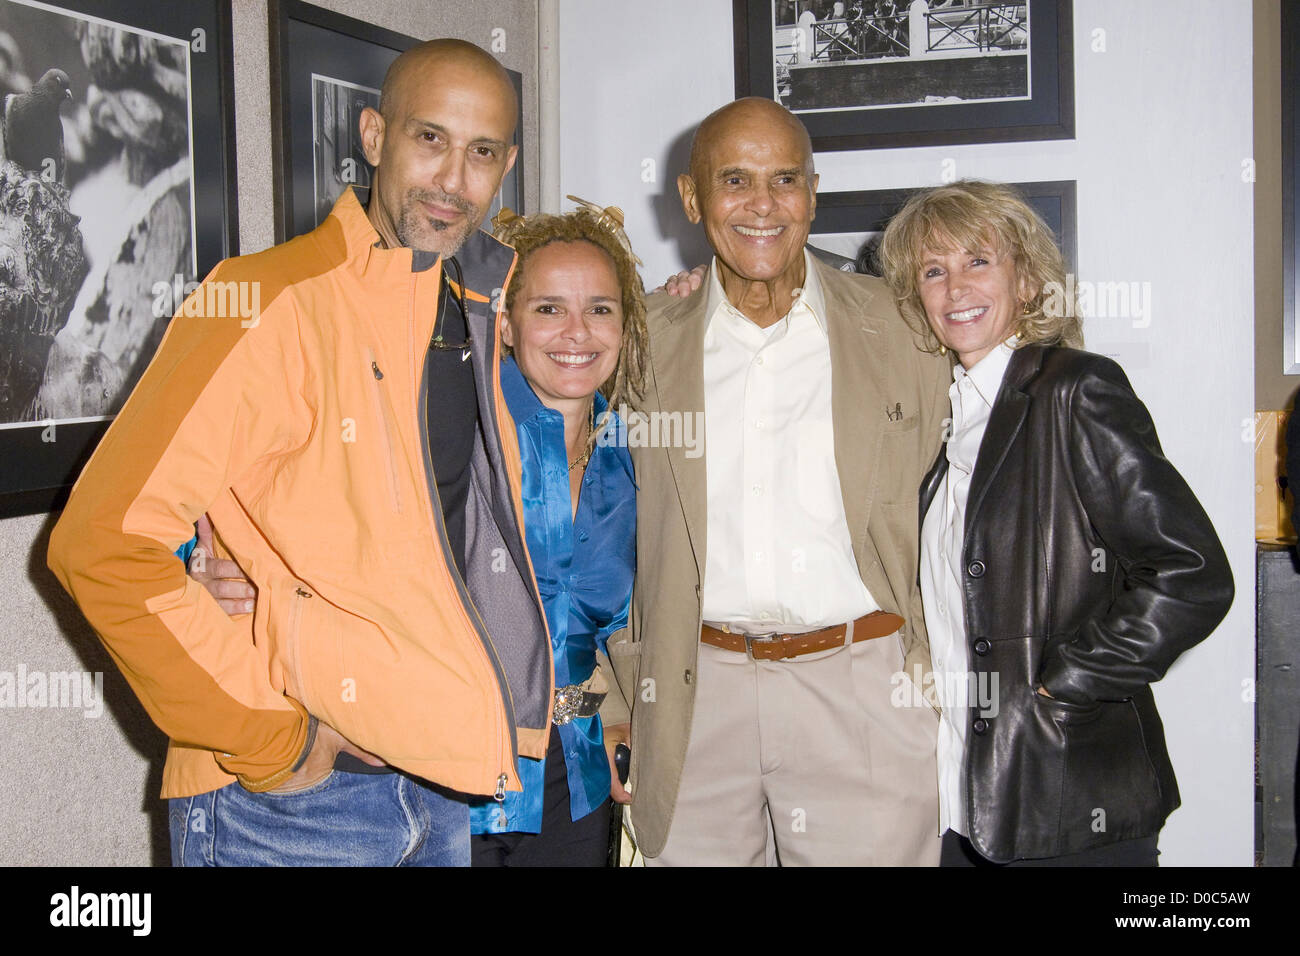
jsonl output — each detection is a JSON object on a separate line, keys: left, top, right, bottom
{"left": 2, "top": 67, "right": 73, "bottom": 181}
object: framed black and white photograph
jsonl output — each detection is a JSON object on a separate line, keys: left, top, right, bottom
{"left": 0, "top": 0, "right": 237, "bottom": 517}
{"left": 807, "top": 179, "right": 1077, "bottom": 278}
{"left": 734, "top": 0, "right": 1074, "bottom": 151}
{"left": 270, "top": 0, "right": 524, "bottom": 243}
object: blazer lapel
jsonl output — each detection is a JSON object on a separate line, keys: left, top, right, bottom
{"left": 964, "top": 345, "right": 1043, "bottom": 534}
{"left": 822, "top": 261, "right": 889, "bottom": 563}
{"left": 648, "top": 282, "right": 710, "bottom": 579}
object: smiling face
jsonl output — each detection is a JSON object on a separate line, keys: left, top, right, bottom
{"left": 678, "top": 100, "right": 818, "bottom": 297}
{"left": 361, "top": 47, "right": 517, "bottom": 255}
{"left": 918, "top": 235, "right": 1031, "bottom": 368}
{"left": 501, "top": 241, "right": 624, "bottom": 412}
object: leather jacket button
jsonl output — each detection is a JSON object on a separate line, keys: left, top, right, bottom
{"left": 973, "top": 639, "right": 991, "bottom": 655}
{"left": 972, "top": 718, "right": 989, "bottom": 734}
{"left": 967, "top": 559, "right": 985, "bottom": 578}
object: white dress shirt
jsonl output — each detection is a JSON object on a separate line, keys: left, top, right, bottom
{"left": 700, "top": 251, "right": 878, "bottom": 634}
{"left": 920, "top": 338, "right": 1017, "bottom": 837}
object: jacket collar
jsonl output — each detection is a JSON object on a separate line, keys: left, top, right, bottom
{"left": 962, "top": 344, "right": 1046, "bottom": 535}
{"left": 325, "top": 186, "right": 517, "bottom": 301}
{"left": 918, "top": 344, "right": 1049, "bottom": 535}
{"left": 702, "top": 248, "right": 829, "bottom": 337}
{"left": 500, "top": 355, "right": 611, "bottom": 426}
{"left": 1002, "top": 341, "right": 1047, "bottom": 390}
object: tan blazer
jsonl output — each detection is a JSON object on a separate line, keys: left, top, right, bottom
{"left": 601, "top": 256, "right": 952, "bottom": 858}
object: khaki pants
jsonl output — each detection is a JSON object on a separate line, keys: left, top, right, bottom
{"left": 646, "top": 633, "right": 941, "bottom": 867}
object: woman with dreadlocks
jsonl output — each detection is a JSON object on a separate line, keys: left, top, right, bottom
{"left": 465, "top": 198, "right": 648, "bottom": 866}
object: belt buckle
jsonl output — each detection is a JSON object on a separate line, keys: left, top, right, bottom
{"left": 553, "top": 684, "right": 582, "bottom": 726}
{"left": 743, "top": 631, "right": 780, "bottom": 662}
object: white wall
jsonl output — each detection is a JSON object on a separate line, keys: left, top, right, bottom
{"left": 558, "top": 0, "right": 1256, "bottom": 865}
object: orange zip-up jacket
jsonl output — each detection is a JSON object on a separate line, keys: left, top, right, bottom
{"left": 47, "top": 189, "right": 554, "bottom": 799}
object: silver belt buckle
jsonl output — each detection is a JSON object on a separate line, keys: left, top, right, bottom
{"left": 553, "top": 684, "right": 583, "bottom": 726}
{"left": 742, "top": 630, "right": 778, "bottom": 662}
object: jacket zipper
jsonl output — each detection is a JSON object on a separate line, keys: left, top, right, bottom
{"left": 366, "top": 348, "right": 403, "bottom": 514}
{"left": 288, "top": 585, "right": 313, "bottom": 710}
{"left": 412, "top": 269, "right": 519, "bottom": 789}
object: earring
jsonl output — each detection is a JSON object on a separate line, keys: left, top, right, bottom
{"left": 938, "top": 344, "right": 947, "bottom": 356}
{"left": 1022, "top": 301, "right": 1033, "bottom": 315}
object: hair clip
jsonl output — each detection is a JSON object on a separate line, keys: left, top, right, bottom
{"left": 491, "top": 206, "right": 523, "bottom": 233}
{"left": 565, "top": 194, "right": 644, "bottom": 266}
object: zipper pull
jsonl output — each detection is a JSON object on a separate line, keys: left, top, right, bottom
{"left": 371, "top": 361, "right": 383, "bottom": 380}
{"left": 493, "top": 773, "right": 507, "bottom": 802}
{"left": 295, "top": 587, "right": 312, "bottom": 598}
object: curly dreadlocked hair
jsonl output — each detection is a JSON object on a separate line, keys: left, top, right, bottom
{"left": 491, "top": 198, "right": 649, "bottom": 420}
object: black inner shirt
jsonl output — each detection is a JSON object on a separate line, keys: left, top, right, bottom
{"left": 419, "top": 252, "right": 479, "bottom": 580}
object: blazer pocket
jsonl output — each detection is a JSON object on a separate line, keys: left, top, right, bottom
{"left": 606, "top": 634, "right": 643, "bottom": 704}
{"left": 883, "top": 413, "right": 920, "bottom": 434}
{"left": 1057, "top": 699, "right": 1163, "bottom": 846}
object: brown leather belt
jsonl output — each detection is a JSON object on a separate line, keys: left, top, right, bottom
{"left": 700, "top": 611, "right": 905, "bottom": 661}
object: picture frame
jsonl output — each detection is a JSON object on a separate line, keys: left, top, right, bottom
{"left": 1282, "top": 0, "right": 1299, "bottom": 374}
{"left": 734, "top": 0, "right": 1075, "bottom": 152}
{"left": 806, "top": 179, "right": 1077, "bottom": 277}
{"left": 0, "top": 0, "right": 238, "bottom": 517}
{"left": 269, "top": 0, "right": 524, "bottom": 243}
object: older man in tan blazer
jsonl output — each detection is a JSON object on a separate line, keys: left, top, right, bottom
{"left": 599, "top": 98, "right": 950, "bottom": 865}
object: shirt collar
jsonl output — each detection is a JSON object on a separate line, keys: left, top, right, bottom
{"left": 500, "top": 355, "right": 611, "bottom": 426}
{"left": 704, "top": 248, "right": 827, "bottom": 336}
{"left": 952, "top": 336, "right": 1018, "bottom": 409}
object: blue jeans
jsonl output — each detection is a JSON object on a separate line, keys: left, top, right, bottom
{"left": 169, "top": 771, "right": 470, "bottom": 866}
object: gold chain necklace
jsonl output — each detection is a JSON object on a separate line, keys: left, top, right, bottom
{"left": 568, "top": 402, "right": 595, "bottom": 472}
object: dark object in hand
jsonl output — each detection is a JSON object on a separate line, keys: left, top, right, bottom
{"left": 614, "top": 743, "right": 630, "bottom": 785}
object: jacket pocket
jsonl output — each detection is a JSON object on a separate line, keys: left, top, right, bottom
{"left": 606, "top": 634, "right": 643, "bottom": 705}
{"left": 1054, "top": 697, "right": 1163, "bottom": 849}
{"left": 366, "top": 349, "right": 403, "bottom": 515}
{"left": 882, "top": 412, "right": 920, "bottom": 434}
{"left": 284, "top": 583, "right": 318, "bottom": 715}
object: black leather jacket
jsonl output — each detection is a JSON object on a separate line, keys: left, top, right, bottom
{"left": 918, "top": 345, "right": 1233, "bottom": 862}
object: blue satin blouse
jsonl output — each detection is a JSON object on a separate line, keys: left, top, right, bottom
{"left": 468, "top": 356, "right": 637, "bottom": 834}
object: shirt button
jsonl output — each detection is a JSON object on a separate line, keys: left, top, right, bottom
{"left": 754, "top": 551, "right": 764, "bottom": 562}
{"left": 684, "top": 669, "right": 693, "bottom": 684}
{"left": 578, "top": 531, "right": 589, "bottom": 542}
{"left": 967, "top": 559, "right": 986, "bottom": 578}
{"left": 755, "top": 356, "right": 765, "bottom": 366}
{"left": 751, "top": 483, "right": 763, "bottom": 495}
{"left": 973, "top": 639, "right": 991, "bottom": 655}
{"left": 972, "top": 718, "right": 990, "bottom": 735}
{"left": 754, "top": 419, "right": 765, "bottom": 429}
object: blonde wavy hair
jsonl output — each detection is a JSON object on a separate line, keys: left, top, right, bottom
{"left": 878, "top": 179, "right": 1083, "bottom": 353}
{"left": 492, "top": 203, "right": 649, "bottom": 419}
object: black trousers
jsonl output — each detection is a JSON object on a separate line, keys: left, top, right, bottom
{"left": 471, "top": 726, "right": 611, "bottom": 867}
{"left": 941, "top": 829, "right": 1159, "bottom": 867}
